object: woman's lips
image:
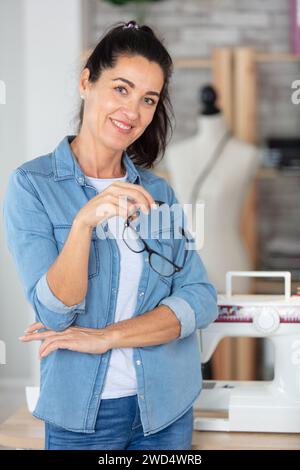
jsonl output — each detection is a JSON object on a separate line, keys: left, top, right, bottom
{"left": 110, "top": 118, "right": 133, "bottom": 135}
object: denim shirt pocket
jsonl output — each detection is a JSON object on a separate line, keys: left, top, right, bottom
{"left": 53, "top": 225, "right": 100, "bottom": 279}
{"left": 150, "top": 226, "right": 174, "bottom": 288}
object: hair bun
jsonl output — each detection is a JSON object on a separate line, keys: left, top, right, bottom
{"left": 123, "top": 21, "right": 139, "bottom": 30}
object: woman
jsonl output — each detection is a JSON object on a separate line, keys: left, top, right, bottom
{"left": 3, "top": 21, "right": 217, "bottom": 450}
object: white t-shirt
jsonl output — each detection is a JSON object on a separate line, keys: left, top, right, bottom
{"left": 85, "top": 171, "right": 143, "bottom": 399}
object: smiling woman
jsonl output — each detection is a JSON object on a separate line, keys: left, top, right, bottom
{"left": 74, "top": 54, "right": 165, "bottom": 167}
{"left": 74, "top": 20, "right": 174, "bottom": 172}
{"left": 3, "top": 19, "right": 218, "bottom": 451}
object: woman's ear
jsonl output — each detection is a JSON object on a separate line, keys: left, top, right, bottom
{"left": 79, "top": 68, "right": 91, "bottom": 100}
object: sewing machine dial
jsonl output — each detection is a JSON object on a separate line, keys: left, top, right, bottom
{"left": 253, "top": 307, "right": 280, "bottom": 333}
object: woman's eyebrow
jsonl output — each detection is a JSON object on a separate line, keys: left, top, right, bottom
{"left": 112, "top": 77, "right": 160, "bottom": 97}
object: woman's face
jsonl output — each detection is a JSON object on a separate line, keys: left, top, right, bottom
{"left": 80, "top": 55, "right": 165, "bottom": 152}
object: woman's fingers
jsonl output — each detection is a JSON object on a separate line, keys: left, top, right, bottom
{"left": 38, "top": 329, "right": 110, "bottom": 357}
{"left": 104, "top": 194, "right": 138, "bottom": 220}
{"left": 113, "top": 194, "right": 139, "bottom": 218}
{"left": 79, "top": 181, "right": 157, "bottom": 229}
{"left": 20, "top": 326, "right": 96, "bottom": 342}
{"left": 109, "top": 182, "right": 157, "bottom": 213}
{"left": 21, "top": 326, "right": 111, "bottom": 357}
{"left": 39, "top": 338, "right": 75, "bottom": 358}
{"left": 19, "top": 329, "right": 63, "bottom": 342}
{"left": 118, "top": 182, "right": 156, "bottom": 208}
{"left": 24, "top": 322, "right": 48, "bottom": 334}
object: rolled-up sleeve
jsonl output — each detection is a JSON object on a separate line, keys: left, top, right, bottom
{"left": 159, "top": 295, "right": 196, "bottom": 339}
{"left": 36, "top": 273, "right": 85, "bottom": 314}
{"left": 158, "top": 186, "right": 218, "bottom": 339}
{"left": 3, "top": 168, "right": 86, "bottom": 331}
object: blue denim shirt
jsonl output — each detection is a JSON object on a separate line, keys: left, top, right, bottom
{"left": 3, "top": 135, "right": 218, "bottom": 435}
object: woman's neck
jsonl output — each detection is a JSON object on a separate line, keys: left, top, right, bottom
{"left": 70, "top": 131, "right": 126, "bottom": 179}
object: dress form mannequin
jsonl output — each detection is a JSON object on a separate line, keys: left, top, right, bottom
{"left": 166, "top": 86, "right": 260, "bottom": 293}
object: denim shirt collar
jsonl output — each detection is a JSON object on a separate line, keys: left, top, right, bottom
{"left": 53, "top": 135, "right": 141, "bottom": 185}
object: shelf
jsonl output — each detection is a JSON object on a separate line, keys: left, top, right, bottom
{"left": 174, "top": 52, "right": 300, "bottom": 69}
{"left": 173, "top": 58, "right": 212, "bottom": 69}
{"left": 256, "top": 52, "right": 300, "bottom": 63}
{"left": 256, "top": 168, "right": 300, "bottom": 178}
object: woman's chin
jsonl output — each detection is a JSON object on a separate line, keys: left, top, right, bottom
{"left": 104, "top": 137, "right": 132, "bottom": 152}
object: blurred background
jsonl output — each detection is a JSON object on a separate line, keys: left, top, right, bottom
{"left": 1, "top": 0, "right": 300, "bottom": 429}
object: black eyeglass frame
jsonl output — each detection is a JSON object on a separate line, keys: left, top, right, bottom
{"left": 122, "top": 200, "right": 191, "bottom": 277}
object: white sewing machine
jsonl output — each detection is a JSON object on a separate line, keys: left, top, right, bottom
{"left": 194, "top": 271, "right": 300, "bottom": 433}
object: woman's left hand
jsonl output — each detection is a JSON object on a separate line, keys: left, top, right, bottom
{"left": 19, "top": 322, "right": 113, "bottom": 359}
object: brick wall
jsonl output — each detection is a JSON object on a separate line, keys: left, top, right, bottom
{"left": 83, "top": 0, "right": 300, "bottom": 156}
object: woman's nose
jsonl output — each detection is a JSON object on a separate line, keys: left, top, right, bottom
{"left": 124, "top": 101, "right": 140, "bottom": 121}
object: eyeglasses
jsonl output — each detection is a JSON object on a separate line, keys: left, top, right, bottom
{"left": 122, "top": 200, "right": 191, "bottom": 277}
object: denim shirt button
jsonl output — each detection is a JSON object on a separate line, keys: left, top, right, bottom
{"left": 136, "top": 360, "right": 141, "bottom": 366}
{"left": 77, "top": 177, "right": 84, "bottom": 184}
{"left": 139, "top": 291, "right": 144, "bottom": 297}
{"left": 139, "top": 394, "right": 145, "bottom": 400}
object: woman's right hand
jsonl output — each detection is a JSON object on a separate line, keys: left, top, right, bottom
{"left": 74, "top": 181, "right": 157, "bottom": 231}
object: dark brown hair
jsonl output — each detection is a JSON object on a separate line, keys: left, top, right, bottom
{"left": 78, "top": 20, "right": 174, "bottom": 168}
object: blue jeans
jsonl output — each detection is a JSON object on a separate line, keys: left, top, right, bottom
{"left": 45, "top": 395, "right": 194, "bottom": 450}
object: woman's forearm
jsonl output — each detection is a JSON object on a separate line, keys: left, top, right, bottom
{"left": 46, "top": 217, "right": 93, "bottom": 306}
{"left": 20, "top": 306, "right": 181, "bottom": 356}
{"left": 105, "top": 305, "right": 181, "bottom": 348}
